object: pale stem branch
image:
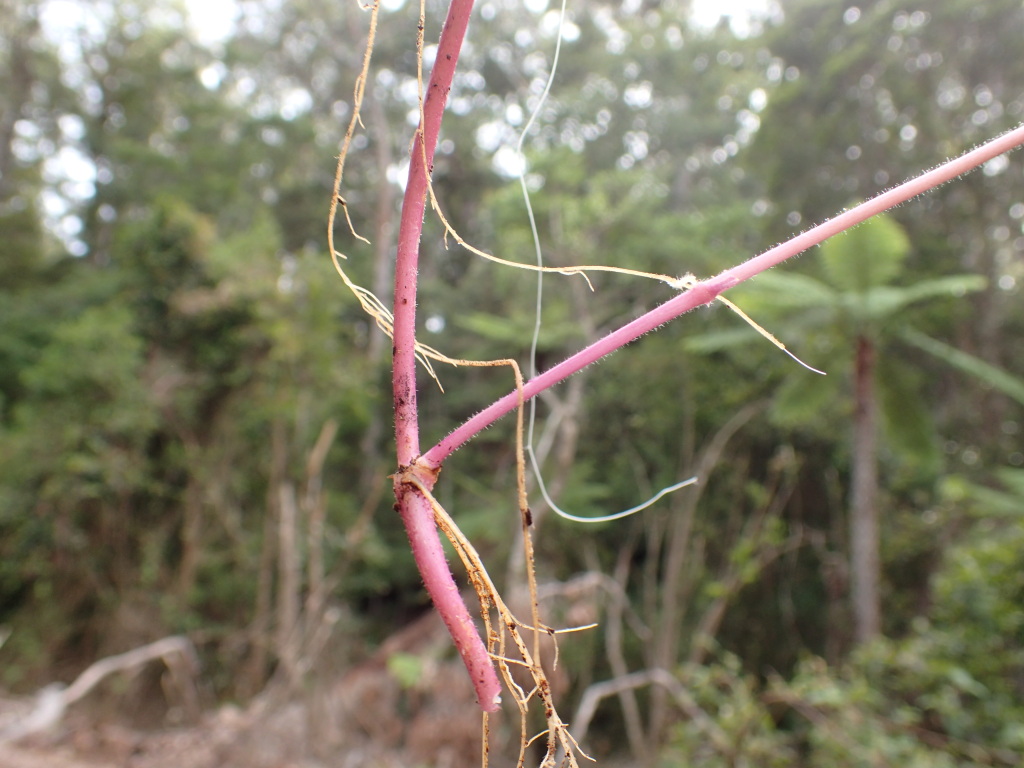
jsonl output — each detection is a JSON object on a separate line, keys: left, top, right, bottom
{"left": 422, "top": 123, "right": 1024, "bottom": 468}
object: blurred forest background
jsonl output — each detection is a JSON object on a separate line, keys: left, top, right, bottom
{"left": 1, "top": 0, "right": 1023, "bottom": 765}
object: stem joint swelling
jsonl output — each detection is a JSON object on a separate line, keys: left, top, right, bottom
{"left": 390, "top": 456, "right": 441, "bottom": 490}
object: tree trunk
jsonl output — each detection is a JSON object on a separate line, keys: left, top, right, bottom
{"left": 357, "top": 86, "right": 397, "bottom": 498}
{"left": 239, "top": 418, "right": 286, "bottom": 697}
{"left": 647, "top": 402, "right": 761, "bottom": 748}
{"left": 303, "top": 419, "right": 338, "bottom": 656}
{"left": 177, "top": 441, "right": 204, "bottom": 601}
{"left": 276, "top": 480, "right": 301, "bottom": 690}
{"left": 0, "top": 2, "right": 36, "bottom": 201}
{"left": 850, "top": 335, "right": 881, "bottom": 642}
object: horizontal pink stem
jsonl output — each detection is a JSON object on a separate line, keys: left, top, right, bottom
{"left": 422, "top": 122, "right": 1024, "bottom": 468}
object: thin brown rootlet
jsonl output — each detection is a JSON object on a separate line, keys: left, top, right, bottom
{"left": 396, "top": 350, "right": 595, "bottom": 766}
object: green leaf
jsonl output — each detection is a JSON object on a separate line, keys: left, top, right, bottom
{"left": 994, "top": 467, "right": 1024, "bottom": 500}
{"left": 877, "top": 355, "right": 940, "bottom": 474}
{"left": 819, "top": 211, "right": 911, "bottom": 291}
{"left": 456, "top": 311, "right": 534, "bottom": 345}
{"left": 732, "top": 271, "right": 839, "bottom": 311}
{"left": 683, "top": 327, "right": 768, "bottom": 354}
{"left": 950, "top": 468, "right": 1024, "bottom": 519}
{"left": 901, "top": 328, "right": 1024, "bottom": 407}
{"left": 946, "top": 666, "right": 988, "bottom": 698}
{"left": 456, "top": 307, "right": 579, "bottom": 351}
{"left": 837, "top": 275, "right": 985, "bottom": 325}
{"left": 386, "top": 652, "right": 424, "bottom": 690}
{"left": 770, "top": 368, "right": 845, "bottom": 428}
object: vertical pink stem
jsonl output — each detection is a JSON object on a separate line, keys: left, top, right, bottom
{"left": 391, "top": 0, "right": 501, "bottom": 711}
{"left": 394, "top": 0, "right": 483, "bottom": 464}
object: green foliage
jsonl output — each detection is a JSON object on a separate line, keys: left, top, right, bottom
{"left": 664, "top": 642, "right": 1022, "bottom": 767}
{"left": 779, "top": 656, "right": 962, "bottom": 768}
{"left": 876, "top": 356, "right": 941, "bottom": 476}
{"left": 387, "top": 651, "right": 425, "bottom": 690}
{"left": 902, "top": 329, "right": 1024, "bottom": 407}
{"left": 856, "top": 518, "right": 1024, "bottom": 758}
{"left": 0, "top": 299, "right": 155, "bottom": 534}
{"left": 664, "top": 474, "right": 1024, "bottom": 766}
{"left": 0, "top": 1, "right": 1019, "bottom": 756}
{"left": 820, "top": 211, "right": 911, "bottom": 293}
{"left": 709, "top": 212, "right": 984, "bottom": 479}
{"left": 663, "top": 654, "right": 796, "bottom": 768}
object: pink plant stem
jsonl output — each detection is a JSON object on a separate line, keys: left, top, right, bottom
{"left": 391, "top": 0, "right": 502, "bottom": 712}
{"left": 393, "top": 0, "right": 476, "bottom": 466}
{"left": 389, "top": 0, "right": 501, "bottom": 716}
{"left": 423, "top": 122, "right": 1024, "bottom": 468}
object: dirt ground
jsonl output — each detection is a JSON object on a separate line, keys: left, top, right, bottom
{"left": 1, "top": 741, "right": 107, "bottom": 768}
{"left": 0, "top": 742, "right": 64, "bottom": 768}
{"left": 0, "top": 705, "right": 266, "bottom": 768}
{"left": 0, "top": 697, "right": 503, "bottom": 768}
{"left": 0, "top": 612, "right": 505, "bottom": 768}
{"left": 0, "top": 606, "right": 606, "bottom": 767}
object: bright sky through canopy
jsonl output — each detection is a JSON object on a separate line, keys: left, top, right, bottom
{"left": 690, "top": 0, "right": 776, "bottom": 36}
{"left": 184, "top": 0, "right": 239, "bottom": 44}
{"left": 182, "top": 0, "right": 777, "bottom": 44}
